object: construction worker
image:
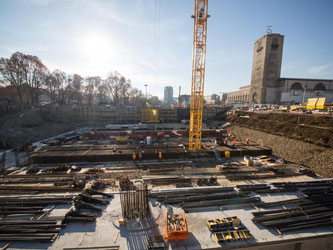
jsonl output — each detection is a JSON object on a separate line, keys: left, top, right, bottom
{"left": 132, "top": 153, "right": 136, "bottom": 163}
{"left": 245, "top": 137, "right": 250, "bottom": 145}
{"left": 233, "top": 138, "right": 237, "bottom": 148}
{"left": 158, "top": 151, "right": 162, "bottom": 162}
{"left": 224, "top": 137, "right": 228, "bottom": 145}
{"left": 138, "top": 152, "right": 142, "bottom": 162}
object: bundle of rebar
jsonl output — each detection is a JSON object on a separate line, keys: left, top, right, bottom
{"left": 254, "top": 191, "right": 333, "bottom": 233}
{"left": 0, "top": 219, "right": 63, "bottom": 242}
{"left": 160, "top": 192, "right": 248, "bottom": 204}
{"left": 181, "top": 197, "right": 261, "bottom": 211}
{"left": 120, "top": 184, "right": 150, "bottom": 219}
{"left": 151, "top": 186, "right": 235, "bottom": 199}
{"left": 259, "top": 193, "right": 333, "bottom": 208}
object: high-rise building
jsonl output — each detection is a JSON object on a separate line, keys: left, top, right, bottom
{"left": 163, "top": 86, "right": 173, "bottom": 105}
{"left": 249, "top": 33, "right": 284, "bottom": 104}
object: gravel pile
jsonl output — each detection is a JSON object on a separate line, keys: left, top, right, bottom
{"left": 232, "top": 125, "right": 333, "bottom": 178}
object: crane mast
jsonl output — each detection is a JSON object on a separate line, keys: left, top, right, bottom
{"left": 189, "top": 0, "right": 209, "bottom": 150}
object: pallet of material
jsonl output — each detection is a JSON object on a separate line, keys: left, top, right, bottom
{"left": 214, "top": 230, "right": 254, "bottom": 243}
{"left": 165, "top": 213, "right": 189, "bottom": 240}
{"left": 207, "top": 216, "right": 239, "bottom": 232}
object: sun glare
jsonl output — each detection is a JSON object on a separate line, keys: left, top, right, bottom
{"left": 80, "top": 34, "right": 114, "bottom": 74}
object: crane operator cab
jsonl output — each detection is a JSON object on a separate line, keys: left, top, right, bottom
{"left": 199, "top": 8, "right": 204, "bottom": 18}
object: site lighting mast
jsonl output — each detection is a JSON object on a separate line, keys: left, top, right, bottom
{"left": 144, "top": 84, "right": 148, "bottom": 100}
{"left": 189, "top": 0, "right": 209, "bottom": 150}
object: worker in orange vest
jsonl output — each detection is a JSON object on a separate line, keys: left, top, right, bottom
{"left": 158, "top": 151, "right": 162, "bottom": 162}
{"left": 138, "top": 152, "right": 142, "bottom": 162}
{"left": 132, "top": 153, "right": 136, "bottom": 163}
{"left": 233, "top": 138, "right": 237, "bottom": 148}
{"left": 224, "top": 137, "right": 228, "bottom": 145}
{"left": 245, "top": 137, "right": 250, "bottom": 145}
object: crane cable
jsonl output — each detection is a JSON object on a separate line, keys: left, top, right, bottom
{"left": 153, "top": 0, "right": 161, "bottom": 88}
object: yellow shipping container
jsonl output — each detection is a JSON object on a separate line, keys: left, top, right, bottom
{"left": 141, "top": 109, "right": 159, "bottom": 123}
{"left": 316, "top": 97, "right": 326, "bottom": 110}
{"left": 306, "top": 97, "right": 327, "bottom": 110}
{"left": 306, "top": 98, "right": 318, "bottom": 110}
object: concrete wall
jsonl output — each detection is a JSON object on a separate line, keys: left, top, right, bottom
{"left": 40, "top": 105, "right": 227, "bottom": 124}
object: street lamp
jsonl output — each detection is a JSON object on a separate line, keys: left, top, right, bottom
{"left": 144, "top": 84, "right": 148, "bottom": 100}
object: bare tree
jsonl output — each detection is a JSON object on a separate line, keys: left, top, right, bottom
{"left": 45, "top": 73, "right": 57, "bottom": 104}
{"left": 128, "top": 88, "right": 145, "bottom": 107}
{"left": 68, "top": 74, "right": 83, "bottom": 104}
{"left": 23, "top": 54, "right": 48, "bottom": 105}
{"left": 85, "top": 76, "right": 101, "bottom": 105}
{"left": 0, "top": 52, "right": 28, "bottom": 104}
{"left": 148, "top": 95, "right": 162, "bottom": 107}
{"left": 1, "top": 52, "right": 140, "bottom": 107}
{"left": 105, "top": 71, "right": 131, "bottom": 105}
{"left": 52, "top": 69, "right": 68, "bottom": 104}
{"left": 97, "top": 81, "right": 109, "bottom": 104}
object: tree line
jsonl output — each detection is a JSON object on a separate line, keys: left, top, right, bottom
{"left": 0, "top": 52, "right": 161, "bottom": 107}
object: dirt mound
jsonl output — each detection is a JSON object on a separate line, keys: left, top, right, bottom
{"left": 233, "top": 125, "right": 333, "bottom": 178}
{"left": 0, "top": 108, "right": 50, "bottom": 129}
{"left": 0, "top": 108, "right": 81, "bottom": 149}
{"left": 228, "top": 111, "right": 333, "bottom": 148}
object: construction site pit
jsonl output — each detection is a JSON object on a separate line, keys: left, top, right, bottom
{"left": 0, "top": 123, "right": 333, "bottom": 250}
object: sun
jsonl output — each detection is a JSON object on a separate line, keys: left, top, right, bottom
{"left": 80, "top": 34, "right": 114, "bottom": 73}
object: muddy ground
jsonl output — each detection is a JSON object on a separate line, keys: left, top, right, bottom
{"left": 232, "top": 125, "right": 333, "bottom": 178}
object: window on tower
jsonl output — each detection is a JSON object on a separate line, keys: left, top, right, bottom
{"left": 271, "top": 38, "right": 279, "bottom": 50}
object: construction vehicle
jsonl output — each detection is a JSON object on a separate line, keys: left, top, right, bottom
{"left": 189, "top": 0, "right": 209, "bottom": 150}
{"left": 290, "top": 105, "right": 306, "bottom": 113}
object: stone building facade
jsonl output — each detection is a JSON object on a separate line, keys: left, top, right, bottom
{"left": 278, "top": 78, "right": 333, "bottom": 104}
{"left": 226, "top": 32, "right": 333, "bottom": 104}
{"left": 226, "top": 85, "right": 250, "bottom": 104}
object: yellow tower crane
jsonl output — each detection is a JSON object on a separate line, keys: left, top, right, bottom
{"left": 189, "top": 0, "right": 209, "bottom": 150}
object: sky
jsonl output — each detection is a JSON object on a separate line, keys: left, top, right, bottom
{"left": 0, "top": 0, "right": 333, "bottom": 98}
